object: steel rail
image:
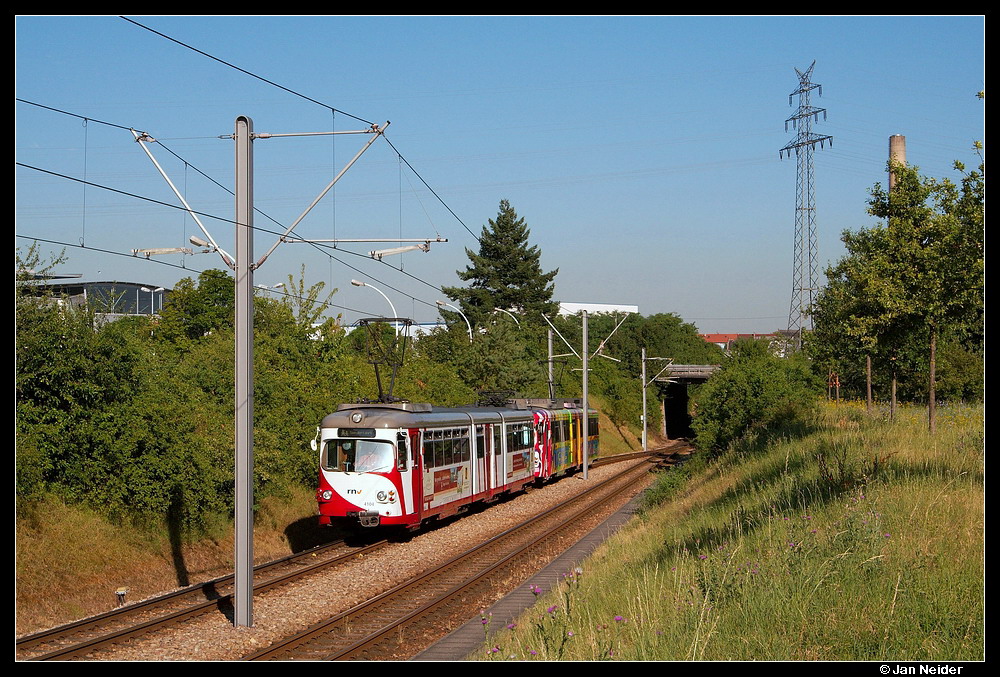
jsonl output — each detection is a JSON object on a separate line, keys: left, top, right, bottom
{"left": 247, "top": 458, "right": 661, "bottom": 660}
{"left": 20, "top": 538, "right": 389, "bottom": 661}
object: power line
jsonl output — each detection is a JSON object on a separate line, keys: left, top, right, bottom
{"left": 116, "top": 18, "right": 479, "bottom": 247}
{"left": 120, "top": 16, "right": 375, "bottom": 127}
{"left": 17, "top": 98, "right": 147, "bottom": 134}
{"left": 15, "top": 233, "right": 380, "bottom": 317}
{"left": 16, "top": 162, "right": 443, "bottom": 311}
{"left": 18, "top": 95, "right": 466, "bottom": 312}
{"left": 382, "top": 135, "right": 481, "bottom": 244}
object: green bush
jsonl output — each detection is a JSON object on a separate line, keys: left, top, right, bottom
{"left": 691, "top": 340, "right": 820, "bottom": 454}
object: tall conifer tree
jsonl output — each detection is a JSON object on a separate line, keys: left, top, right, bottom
{"left": 442, "top": 199, "right": 558, "bottom": 329}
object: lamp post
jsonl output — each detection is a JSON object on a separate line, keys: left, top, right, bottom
{"left": 140, "top": 286, "right": 165, "bottom": 315}
{"left": 492, "top": 307, "right": 521, "bottom": 327}
{"left": 353, "top": 280, "right": 398, "bottom": 335}
{"left": 436, "top": 300, "right": 473, "bottom": 343}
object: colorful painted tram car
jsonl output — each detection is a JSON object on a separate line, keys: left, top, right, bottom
{"left": 315, "top": 400, "right": 598, "bottom": 529}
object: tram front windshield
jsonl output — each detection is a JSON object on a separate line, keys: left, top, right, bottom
{"left": 323, "top": 439, "right": 394, "bottom": 473}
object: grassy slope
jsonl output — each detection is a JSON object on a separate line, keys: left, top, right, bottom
{"left": 15, "top": 487, "right": 321, "bottom": 635}
{"left": 479, "top": 402, "right": 984, "bottom": 661}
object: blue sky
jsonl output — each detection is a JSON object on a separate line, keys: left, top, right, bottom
{"left": 15, "top": 15, "right": 984, "bottom": 334}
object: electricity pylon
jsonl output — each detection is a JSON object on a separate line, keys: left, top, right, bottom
{"left": 779, "top": 61, "right": 832, "bottom": 350}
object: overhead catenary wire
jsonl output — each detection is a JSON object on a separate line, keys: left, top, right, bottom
{"left": 114, "top": 18, "right": 481, "bottom": 246}
{"left": 15, "top": 233, "right": 382, "bottom": 318}
{"left": 17, "top": 101, "right": 447, "bottom": 302}
{"left": 119, "top": 16, "right": 374, "bottom": 127}
{"left": 16, "top": 162, "right": 443, "bottom": 312}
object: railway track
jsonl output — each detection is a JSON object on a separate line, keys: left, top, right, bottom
{"left": 17, "top": 447, "right": 678, "bottom": 661}
{"left": 246, "top": 452, "right": 670, "bottom": 660}
{"left": 16, "top": 537, "right": 389, "bottom": 661}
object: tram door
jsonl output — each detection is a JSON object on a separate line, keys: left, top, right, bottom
{"left": 493, "top": 424, "right": 504, "bottom": 489}
{"left": 475, "top": 424, "right": 487, "bottom": 496}
{"left": 396, "top": 431, "right": 415, "bottom": 516}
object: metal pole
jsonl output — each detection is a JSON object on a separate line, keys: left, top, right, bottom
{"left": 582, "top": 310, "right": 589, "bottom": 480}
{"left": 641, "top": 346, "right": 647, "bottom": 452}
{"left": 234, "top": 115, "right": 254, "bottom": 628}
{"left": 547, "top": 329, "right": 554, "bottom": 401}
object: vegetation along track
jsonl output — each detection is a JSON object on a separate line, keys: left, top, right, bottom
{"left": 17, "top": 447, "right": 679, "bottom": 661}
{"left": 16, "top": 537, "right": 389, "bottom": 661}
{"left": 246, "top": 448, "right": 679, "bottom": 661}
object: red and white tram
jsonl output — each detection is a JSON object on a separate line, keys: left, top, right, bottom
{"left": 315, "top": 400, "right": 598, "bottom": 529}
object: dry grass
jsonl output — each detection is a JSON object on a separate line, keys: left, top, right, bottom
{"left": 15, "top": 487, "right": 319, "bottom": 636}
{"left": 480, "top": 402, "right": 984, "bottom": 662}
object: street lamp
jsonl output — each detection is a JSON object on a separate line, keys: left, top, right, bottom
{"left": 353, "top": 280, "right": 398, "bottom": 335}
{"left": 255, "top": 282, "right": 285, "bottom": 293}
{"left": 437, "top": 300, "right": 473, "bottom": 343}
{"left": 141, "top": 286, "right": 165, "bottom": 315}
{"left": 493, "top": 307, "right": 521, "bottom": 327}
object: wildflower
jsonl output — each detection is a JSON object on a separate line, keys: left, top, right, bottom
{"left": 547, "top": 605, "right": 558, "bottom": 614}
{"left": 699, "top": 554, "right": 708, "bottom": 560}
{"left": 614, "top": 615, "right": 627, "bottom": 623}
{"left": 491, "top": 646, "right": 500, "bottom": 654}
{"left": 506, "top": 623, "right": 517, "bottom": 630}
{"left": 529, "top": 584, "right": 542, "bottom": 596}
{"left": 567, "top": 630, "right": 575, "bottom": 637}
{"left": 574, "top": 567, "right": 583, "bottom": 576}
{"left": 884, "top": 533, "right": 891, "bottom": 538}
{"left": 529, "top": 650, "right": 538, "bottom": 656}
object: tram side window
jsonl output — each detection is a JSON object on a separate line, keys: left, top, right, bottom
{"left": 423, "top": 427, "right": 472, "bottom": 468}
{"left": 506, "top": 422, "right": 531, "bottom": 454}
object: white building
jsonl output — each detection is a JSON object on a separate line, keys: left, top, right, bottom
{"left": 557, "top": 302, "right": 638, "bottom": 316}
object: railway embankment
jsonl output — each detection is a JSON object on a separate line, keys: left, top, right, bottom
{"left": 473, "top": 401, "right": 984, "bottom": 661}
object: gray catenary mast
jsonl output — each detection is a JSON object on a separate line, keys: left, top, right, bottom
{"left": 779, "top": 61, "right": 832, "bottom": 349}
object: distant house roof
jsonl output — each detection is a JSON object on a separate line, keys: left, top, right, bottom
{"left": 700, "top": 333, "right": 779, "bottom": 349}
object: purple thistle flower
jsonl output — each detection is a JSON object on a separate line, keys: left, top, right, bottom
{"left": 547, "top": 605, "right": 558, "bottom": 614}
{"left": 699, "top": 554, "right": 708, "bottom": 560}
{"left": 507, "top": 623, "right": 517, "bottom": 630}
{"left": 567, "top": 630, "right": 574, "bottom": 637}
{"left": 614, "top": 615, "right": 627, "bottom": 623}
{"left": 529, "top": 650, "right": 538, "bottom": 656}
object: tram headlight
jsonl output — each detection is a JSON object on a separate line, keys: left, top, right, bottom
{"left": 320, "top": 490, "right": 333, "bottom": 501}
{"left": 376, "top": 491, "right": 388, "bottom": 502}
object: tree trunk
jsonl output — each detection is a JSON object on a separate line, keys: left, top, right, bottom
{"left": 891, "top": 371, "right": 897, "bottom": 422}
{"left": 929, "top": 323, "right": 937, "bottom": 434}
{"left": 866, "top": 354, "right": 873, "bottom": 414}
